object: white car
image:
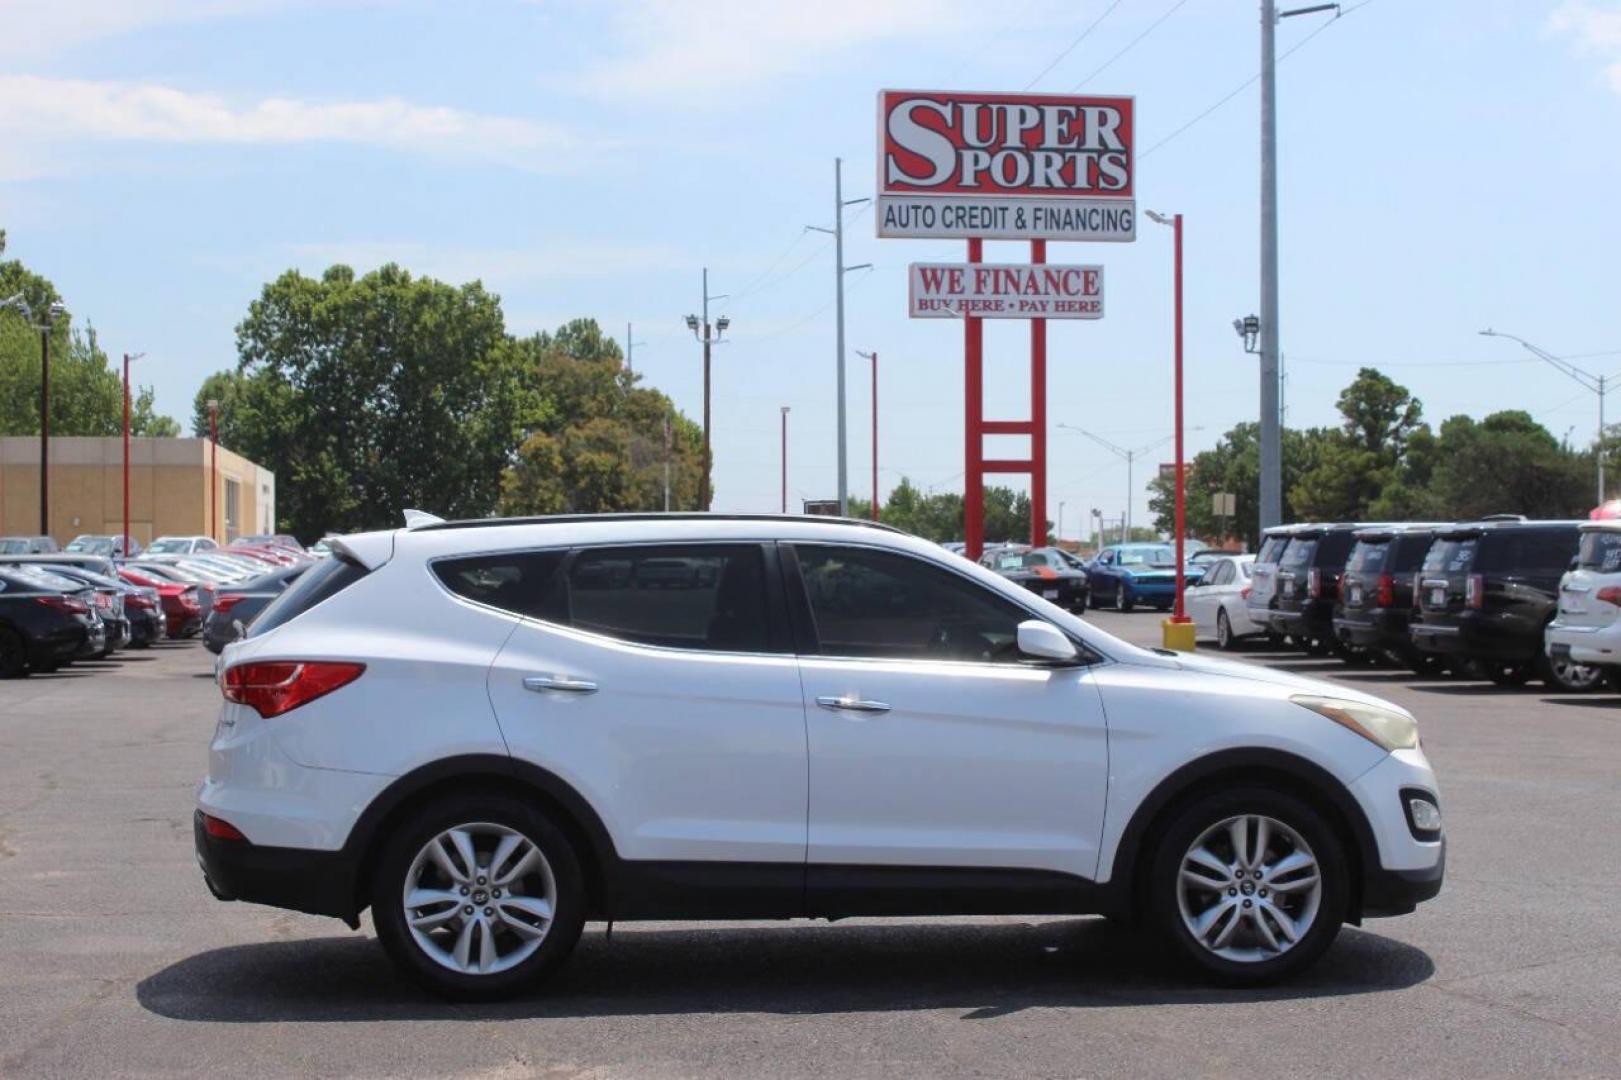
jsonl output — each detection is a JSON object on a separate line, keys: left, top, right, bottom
{"left": 1546, "top": 520, "right": 1621, "bottom": 676}
{"left": 1185, "top": 554, "right": 1261, "bottom": 649}
{"left": 196, "top": 513, "right": 1444, "bottom": 998}
{"left": 146, "top": 535, "right": 221, "bottom": 555}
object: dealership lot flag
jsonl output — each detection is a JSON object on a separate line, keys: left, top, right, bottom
{"left": 909, "top": 263, "right": 1104, "bottom": 319}
{"left": 877, "top": 89, "right": 1136, "bottom": 241}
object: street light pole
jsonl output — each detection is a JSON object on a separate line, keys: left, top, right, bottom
{"left": 1148, "top": 210, "right": 1191, "bottom": 634}
{"left": 123, "top": 352, "right": 146, "bottom": 559}
{"left": 1480, "top": 329, "right": 1610, "bottom": 505}
{"left": 0, "top": 295, "right": 66, "bottom": 536}
{"left": 207, "top": 399, "right": 219, "bottom": 540}
{"left": 780, "top": 406, "right": 790, "bottom": 514}
{"left": 856, "top": 350, "right": 879, "bottom": 520}
{"left": 807, "top": 158, "right": 871, "bottom": 515}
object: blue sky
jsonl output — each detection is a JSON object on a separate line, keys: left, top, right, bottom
{"left": 2, "top": 0, "right": 1618, "bottom": 532}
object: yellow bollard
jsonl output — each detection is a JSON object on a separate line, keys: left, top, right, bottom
{"left": 1161, "top": 618, "right": 1196, "bottom": 652}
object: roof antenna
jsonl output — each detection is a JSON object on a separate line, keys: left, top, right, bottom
{"left": 403, "top": 509, "right": 446, "bottom": 529}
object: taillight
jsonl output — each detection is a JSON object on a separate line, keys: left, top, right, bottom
{"left": 1377, "top": 573, "right": 1395, "bottom": 608}
{"left": 1240, "top": 586, "right": 1251, "bottom": 601}
{"left": 36, "top": 594, "right": 89, "bottom": 616}
{"left": 1466, "top": 574, "right": 1485, "bottom": 610}
{"left": 1308, "top": 568, "right": 1322, "bottom": 599}
{"left": 222, "top": 661, "right": 365, "bottom": 718}
{"left": 179, "top": 586, "right": 199, "bottom": 610}
{"left": 213, "top": 594, "right": 246, "bottom": 614}
{"left": 127, "top": 595, "right": 155, "bottom": 610}
{"left": 1596, "top": 586, "right": 1621, "bottom": 606}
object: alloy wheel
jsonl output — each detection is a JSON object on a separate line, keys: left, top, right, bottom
{"left": 402, "top": 822, "right": 557, "bottom": 976}
{"left": 1176, "top": 814, "right": 1323, "bottom": 963}
{"left": 1216, "top": 609, "right": 1233, "bottom": 650}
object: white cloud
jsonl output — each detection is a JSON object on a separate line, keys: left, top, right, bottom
{"left": 0, "top": 0, "right": 305, "bottom": 58}
{"left": 0, "top": 75, "right": 582, "bottom": 170}
{"left": 1549, "top": 1, "right": 1621, "bottom": 93}
{"left": 574, "top": 0, "right": 972, "bottom": 103}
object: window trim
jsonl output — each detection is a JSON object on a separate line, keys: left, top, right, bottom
{"left": 427, "top": 540, "right": 795, "bottom": 659}
{"left": 779, "top": 540, "right": 1100, "bottom": 669}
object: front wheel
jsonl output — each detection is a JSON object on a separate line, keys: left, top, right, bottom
{"left": 1150, "top": 788, "right": 1347, "bottom": 985}
{"left": 371, "top": 795, "right": 586, "bottom": 1001}
{"left": 1114, "top": 586, "right": 1134, "bottom": 614}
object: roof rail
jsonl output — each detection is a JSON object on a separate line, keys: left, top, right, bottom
{"left": 409, "top": 512, "right": 908, "bottom": 535}
{"left": 1474, "top": 513, "right": 1528, "bottom": 522}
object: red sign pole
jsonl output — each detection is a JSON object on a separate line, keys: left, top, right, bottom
{"left": 965, "top": 238, "right": 985, "bottom": 560}
{"left": 1172, "top": 213, "right": 1189, "bottom": 624}
{"left": 1030, "top": 239, "right": 1048, "bottom": 548}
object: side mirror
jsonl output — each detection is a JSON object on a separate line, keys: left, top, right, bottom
{"left": 1017, "top": 620, "right": 1079, "bottom": 663}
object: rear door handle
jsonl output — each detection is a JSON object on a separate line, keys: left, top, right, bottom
{"left": 816, "top": 695, "right": 891, "bottom": 714}
{"left": 523, "top": 675, "right": 599, "bottom": 695}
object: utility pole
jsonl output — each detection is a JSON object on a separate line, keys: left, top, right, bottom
{"left": 625, "top": 322, "right": 645, "bottom": 376}
{"left": 807, "top": 158, "right": 871, "bottom": 515}
{"left": 856, "top": 350, "right": 879, "bottom": 520}
{"left": 1057, "top": 424, "right": 1184, "bottom": 541}
{"left": 684, "top": 272, "right": 729, "bottom": 510}
{"left": 1260, "top": 1, "right": 1340, "bottom": 530}
{"left": 0, "top": 294, "right": 66, "bottom": 536}
{"left": 662, "top": 416, "right": 672, "bottom": 512}
{"left": 780, "top": 406, "right": 790, "bottom": 514}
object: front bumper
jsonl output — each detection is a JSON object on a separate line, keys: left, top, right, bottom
{"left": 1347, "top": 747, "right": 1445, "bottom": 917}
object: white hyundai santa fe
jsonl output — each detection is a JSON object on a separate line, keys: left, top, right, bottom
{"left": 196, "top": 513, "right": 1444, "bottom": 999}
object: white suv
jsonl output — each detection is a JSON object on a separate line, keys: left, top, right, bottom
{"left": 1547, "top": 520, "right": 1621, "bottom": 678}
{"left": 196, "top": 513, "right": 1444, "bottom": 998}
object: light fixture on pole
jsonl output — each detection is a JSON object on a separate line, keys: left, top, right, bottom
{"left": 1147, "top": 209, "right": 1192, "bottom": 646}
{"left": 684, "top": 270, "right": 729, "bottom": 511}
{"left": 1233, "top": 314, "right": 1260, "bottom": 354}
{"left": 807, "top": 157, "right": 872, "bottom": 516}
{"left": 123, "top": 352, "right": 147, "bottom": 559}
{"left": 1480, "top": 329, "right": 1610, "bottom": 505}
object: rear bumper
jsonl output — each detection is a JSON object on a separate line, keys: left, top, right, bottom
{"left": 1545, "top": 620, "right": 1621, "bottom": 667}
{"left": 1411, "top": 613, "right": 1537, "bottom": 663}
{"left": 1334, "top": 607, "right": 1411, "bottom": 651}
{"left": 194, "top": 810, "right": 358, "bottom": 923}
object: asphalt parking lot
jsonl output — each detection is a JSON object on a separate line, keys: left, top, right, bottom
{"left": 2, "top": 617, "right": 1619, "bottom": 1079}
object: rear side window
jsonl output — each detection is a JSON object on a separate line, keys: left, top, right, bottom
{"left": 434, "top": 550, "right": 567, "bottom": 622}
{"left": 1346, "top": 540, "right": 1390, "bottom": 573}
{"left": 1316, "top": 531, "right": 1355, "bottom": 566}
{"left": 1256, "top": 536, "right": 1287, "bottom": 564}
{"left": 1579, "top": 530, "right": 1621, "bottom": 572}
{"left": 1474, "top": 529, "right": 1577, "bottom": 574}
{"left": 564, "top": 545, "right": 775, "bottom": 653}
{"left": 1279, "top": 538, "right": 1317, "bottom": 570}
{"left": 248, "top": 555, "right": 370, "bottom": 638}
{"left": 1391, "top": 535, "right": 1433, "bottom": 573}
{"left": 1423, "top": 538, "right": 1477, "bottom": 574}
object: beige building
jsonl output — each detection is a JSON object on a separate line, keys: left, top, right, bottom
{"left": 0, "top": 436, "right": 276, "bottom": 547}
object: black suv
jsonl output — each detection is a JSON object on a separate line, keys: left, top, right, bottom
{"left": 1269, "top": 523, "right": 1369, "bottom": 655}
{"left": 1408, "top": 518, "right": 1600, "bottom": 690}
{"left": 1333, "top": 524, "right": 1446, "bottom": 672}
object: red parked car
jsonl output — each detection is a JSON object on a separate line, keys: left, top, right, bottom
{"left": 118, "top": 567, "right": 203, "bottom": 638}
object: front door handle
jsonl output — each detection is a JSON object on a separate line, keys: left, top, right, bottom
{"left": 523, "top": 675, "right": 599, "bottom": 695}
{"left": 816, "top": 695, "right": 891, "bottom": 714}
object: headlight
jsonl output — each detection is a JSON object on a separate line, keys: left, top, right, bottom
{"left": 1291, "top": 694, "right": 1419, "bottom": 752}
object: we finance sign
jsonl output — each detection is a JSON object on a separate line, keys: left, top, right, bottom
{"left": 909, "top": 263, "right": 1104, "bottom": 319}
{"left": 877, "top": 90, "right": 1135, "bottom": 242}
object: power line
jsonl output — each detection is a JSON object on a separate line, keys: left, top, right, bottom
{"left": 1024, "top": 0, "right": 1128, "bottom": 91}
{"left": 1072, "top": 0, "right": 1193, "bottom": 90}
{"left": 1140, "top": 0, "right": 1375, "bottom": 161}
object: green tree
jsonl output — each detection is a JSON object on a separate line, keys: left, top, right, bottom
{"left": 1147, "top": 422, "right": 1332, "bottom": 548}
{"left": 1291, "top": 368, "right": 1425, "bottom": 522}
{"left": 1428, "top": 411, "right": 1591, "bottom": 519}
{"left": 2, "top": 237, "right": 176, "bottom": 437}
{"left": 205, "top": 263, "right": 525, "bottom": 539}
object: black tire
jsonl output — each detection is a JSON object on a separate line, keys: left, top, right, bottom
{"left": 1484, "top": 662, "right": 1531, "bottom": 687}
{"left": 1300, "top": 635, "right": 1331, "bottom": 657}
{"left": 1114, "top": 586, "right": 1134, "bottom": 614}
{"left": 1216, "top": 609, "right": 1237, "bottom": 651}
{"left": 0, "top": 627, "right": 28, "bottom": 678}
{"left": 1537, "top": 652, "right": 1604, "bottom": 693}
{"left": 371, "top": 794, "right": 586, "bottom": 1001}
{"left": 1604, "top": 668, "right": 1621, "bottom": 693}
{"left": 1149, "top": 786, "right": 1348, "bottom": 985}
{"left": 1404, "top": 650, "right": 1446, "bottom": 675}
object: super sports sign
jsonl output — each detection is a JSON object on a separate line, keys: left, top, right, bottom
{"left": 876, "top": 89, "right": 1136, "bottom": 242}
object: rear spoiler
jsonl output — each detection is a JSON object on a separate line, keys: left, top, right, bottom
{"left": 329, "top": 531, "right": 395, "bottom": 571}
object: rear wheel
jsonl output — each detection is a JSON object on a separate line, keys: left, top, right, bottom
{"left": 1216, "top": 609, "right": 1237, "bottom": 651}
{"left": 1404, "top": 650, "right": 1447, "bottom": 675}
{"left": 0, "top": 627, "right": 28, "bottom": 678}
{"left": 1150, "top": 787, "right": 1347, "bottom": 984}
{"left": 1538, "top": 653, "right": 1604, "bottom": 693}
{"left": 371, "top": 795, "right": 586, "bottom": 1001}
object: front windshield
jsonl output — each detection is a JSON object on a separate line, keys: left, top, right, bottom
{"left": 0, "top": 539, "right": 31, "bottom": 554}
{"left": 67, "top": 538, "right": 112, "bottom": 555}
{"left": 1118, "top": 546, "right": 1176, "bottom": 567}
